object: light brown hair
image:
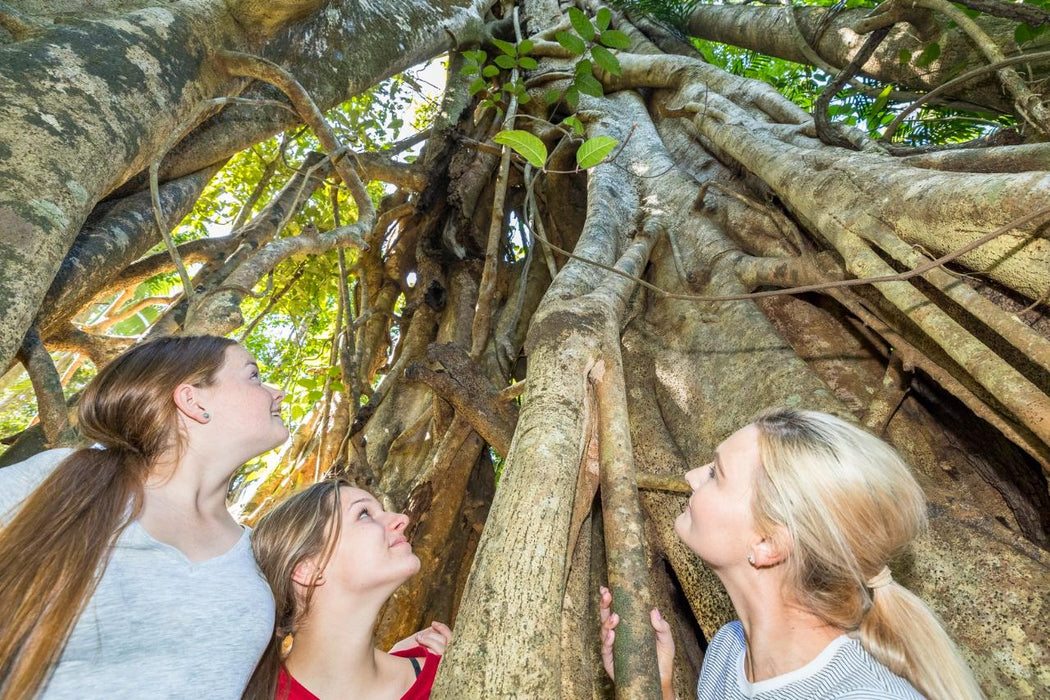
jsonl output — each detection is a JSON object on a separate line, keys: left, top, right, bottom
{"left": 243, "top": 479, "right": 347, "bottom": 700}
{"left": 0, "top": 335, "right": 236, "bottom": 697}
{"left": 751, "top": 408, "right": 983, "bottom": 700}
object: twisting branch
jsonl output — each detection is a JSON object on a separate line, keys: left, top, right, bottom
{"left": 814, "top": 26, "right": 891, "bottom": 149}
{"left": 470, "top": 6, "right": 523, "bottom": 362}
{"left": 16, "top": 327, "right": 71, "bottom": 446}
{"left": 529, "top": 205, "right": 1050, "bottom": 304}
{"left": 949, "top": 0, "right": 1050, "bottom": 26}
{"left": 231, "top": 157, "right": 278, "bottom": 231}
{"left": 908, "top": 0, "right": 1050, "bottom": 134}
{"left": 237, "top": 263, "right": 307, "bottom": 341}
{"left": 882, "top": 51, "right": 1050, "bottom": 142}
{"left": 215, "top": 50, "right": 376, "bottom": 225}
{"left": 147, "top": 96, "right": 299, "bottom": 302}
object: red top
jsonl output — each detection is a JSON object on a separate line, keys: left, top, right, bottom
{"left": 276, "top": 646, "right": 440, "bottom": 700}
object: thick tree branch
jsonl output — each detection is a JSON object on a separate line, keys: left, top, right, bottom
{"left": 16, "top": 327, "right": 71, "bottom": 447}
{"left": 405, "top": 343, "right": 519, "bottom": 457}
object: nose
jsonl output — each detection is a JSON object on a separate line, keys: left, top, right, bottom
{"left": 266, "top": 384, "right": 285, "bottom": 403}
{"left": 386, "top": 512, "right": 409, "bottom": 532}
{"left": 684, "top": 466, "right": 703, "bottom": 490}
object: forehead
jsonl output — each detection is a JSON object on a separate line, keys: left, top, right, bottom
{"left": 717, "top": 425, "right": 762, "bottom": 469}
{"left": 221, "top": 344, "right": 256, "bottom": 369}
{"left": 340, "top": 486, "right": 378, "bottom": 506}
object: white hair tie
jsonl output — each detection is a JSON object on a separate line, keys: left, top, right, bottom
{"left": 866, "top": 566, "right": 893, "bottom": 589}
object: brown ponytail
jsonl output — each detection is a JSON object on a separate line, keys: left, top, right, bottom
{"left": 0, "top": 335, "right": 235, "bottom": 697}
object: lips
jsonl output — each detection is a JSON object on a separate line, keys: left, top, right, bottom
{"left": 389, "top": 535, "right": 409, "bottom": 548}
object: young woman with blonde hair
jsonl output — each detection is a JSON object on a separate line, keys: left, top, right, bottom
{"left": 600, "top": 407, "right": 983, "bottom": 699}
{"left": 245, "top": 479, "right": 450, "bottom": 700}
{"left": 0, "top": 335, "right": 289, "bottom": 698}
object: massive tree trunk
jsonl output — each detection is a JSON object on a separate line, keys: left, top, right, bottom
{"left": 1, "top": 0, "right": 1048, "bottom": 696}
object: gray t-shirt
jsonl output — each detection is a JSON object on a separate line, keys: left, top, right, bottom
{"left": 0, "top": 449, "right": 276, "bottom": 698}
{"left": 697, "top": 620, "right": 925, "bottom": 699}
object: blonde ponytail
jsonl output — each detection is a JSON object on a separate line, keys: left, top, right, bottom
{"left": 751, "top": 408, "right": 983, "bottom": 700}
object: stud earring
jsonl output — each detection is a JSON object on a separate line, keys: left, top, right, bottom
{"left": 747, "top": 553, "right": 755, "bottom": 566}
{"left": 202, "top": 412, "right": 210, "bottom": 420}
{"left": 280, "top": 633, "right": 294, "bottom": 656}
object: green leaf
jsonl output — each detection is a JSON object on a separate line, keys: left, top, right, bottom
{"left": 556, "top": 30, "right": 587, "bottom": 55}
{"left": 545, "top": 88, "right": 562, "bottom": 104}
{"left": 518, "top": 56, "right": 538, "bottom": 70}
{"left": 1015, "top": 23, "right": 1047, "bottom": 46}
{"left": 329, "top": 381, "right": 347, "bottom": 393}
{"left": 518, "top": 39, "right": 535, "bottom": 55}
{"left": 870, "top": 84, "right": 893, "bottom": 115}
{"left": 495, "top": 54, "right": 515, "bottom": 70}
{"left": 596, "top": 7, "right": 612, "bottom": 31}
{"left": 569, "top": 7, "right": 595, "bottom": 42}
{"left": 575, "top": 58, "right": 593, "bottom": 76}
{"left": 465, "top": 50, "right": 487, "bottom": 63}
{"left": 565, "top": 85, "right": 579, "bottom": 109}
{"left": 492, "top": 38, "right": 517, "bottom": 57}
{"left": 591, "top": 45, "right": 621, "bottom": 76}
{"left": 897, "top": 48, "right": 911, "bottom": 64}
{"left": 914, "top": 42, "right": 941, "bottom": 68}
{"left": 469, "top": 77, "right": 487, "bottom": 95}
{"left": 575, "top": 72, "right": 604, "bottom": 98}
{"left": 576, "top": 135, "right": 617, "bottom": 169}
{"left": 460, "top": 63, "right": 479, "bottom": 76}
{"left": 482, "top": 64, "right": 500, "bottom": 77}
{"left": 599, "top": 29, "right": 631, "bottom": 50}
{"left": 494, "top": 129, "right": 548, "bottom": 168}
{"left": 306, "top": 390, "right": 324, "bottom": 403}
{"left": 563, "top": 115, "right": 585, "bottom": 136}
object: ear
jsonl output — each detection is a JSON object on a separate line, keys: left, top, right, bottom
{"left": 291, "top": 559, "right": 325, "bottom": 589}
{"left": 172, "top": 383, "right": 209, "bottom": 425}
{"left": 750, "top": 526, "right": 790, "bottom": 568}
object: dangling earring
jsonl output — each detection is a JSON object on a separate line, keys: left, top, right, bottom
{"left": 280, "top": 633, "right": 294, "bottom": 656}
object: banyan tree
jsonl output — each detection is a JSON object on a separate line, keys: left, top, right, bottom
{"left": 0, "top": 0, "right": 1048, "bottom": 695}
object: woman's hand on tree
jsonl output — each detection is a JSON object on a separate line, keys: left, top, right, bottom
{"left": 599, "top": 586, "right": 677, "bottom": 699}
{"left": 389, "top": 620, "right": 452, "bottom": 655}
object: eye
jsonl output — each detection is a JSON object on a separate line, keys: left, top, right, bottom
{"left": 357, "top": 508, "right": 372, "bottom": 520}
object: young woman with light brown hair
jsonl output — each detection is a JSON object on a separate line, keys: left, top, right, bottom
{"left": 0, "top": 335, "right": 289, "bottom": 698}
{"left": 600, "top": 408, "right": 983, "bottom": 700}
{"left": 244, "top": 479, "right": 450, "bottom": 700}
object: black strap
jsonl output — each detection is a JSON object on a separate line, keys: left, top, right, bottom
{"left": 409, "top": 656, "right": 422, "bottom": 677}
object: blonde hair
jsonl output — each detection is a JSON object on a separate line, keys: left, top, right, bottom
{"left": 750, "top": 408, "right": 983, "bottom": 700}
{"left": 0, "top": 335, "right": 236, "bottom": 698}
{"left": 243, "top": 479, "right": 347, "bottom": 700}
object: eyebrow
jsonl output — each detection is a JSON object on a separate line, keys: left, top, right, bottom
{"left": 347, "top": 497, "right": 379, "bottom": 509}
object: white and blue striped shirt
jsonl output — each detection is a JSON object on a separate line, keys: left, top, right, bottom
{"left": 697, "top": 621, "right": 924, "bottom": 699}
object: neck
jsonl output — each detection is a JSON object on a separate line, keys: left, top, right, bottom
{"left": 719, "top": 566, "right": 843, "bottom": 683}
{"left": 284, "top": 588, "right": 394, "bottom": 693}
{"left": 142, "top": 444, "right": 240, "bottom": 519}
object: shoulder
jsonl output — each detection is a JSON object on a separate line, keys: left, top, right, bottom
{"left": 0, "top": 447, "right": 76, "bottom": 523}
{"left": 823, "top": 637, "right": 924, "bottom": 699}
{"left": 707, "top": 620, "right": 746, "bottom": 655}
{"left": 390, "top": 646, "right": 441, "bottom": 700}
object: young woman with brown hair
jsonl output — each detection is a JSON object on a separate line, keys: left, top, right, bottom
{"left": 0, "top": 335, "right": 289, "bottom": 698}
{"left": 600, "top": 408, "right": 983, "bottom": 700}
{"left": 244, "top": 479, "right": 450, "bottom": 700}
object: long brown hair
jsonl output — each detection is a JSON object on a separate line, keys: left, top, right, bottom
{"left": 0, "top": 335, "right": 236, "bottom": 698}
{"left": 243, "top": 479, "right": 347, "bottom": 700}
{"left": 751, "top": 408, "right": 983, "bottom": 699}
